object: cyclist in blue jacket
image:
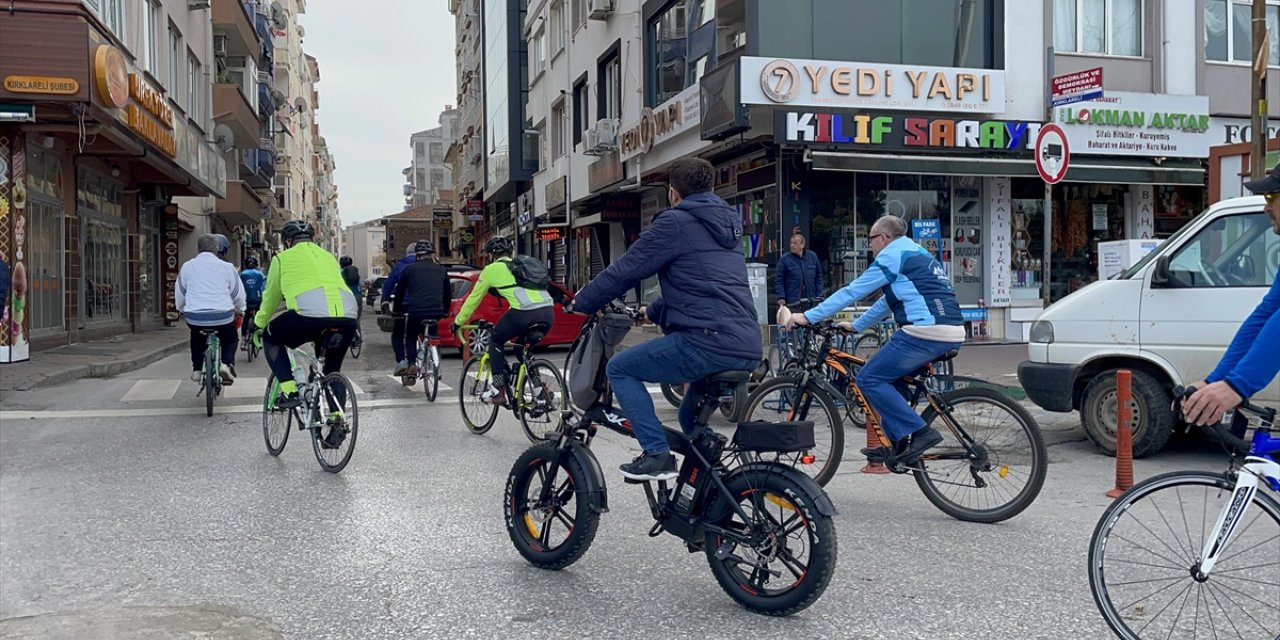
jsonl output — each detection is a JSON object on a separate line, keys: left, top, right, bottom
{"left": 1183, "top": 164, "right": 1280, "bottom": 426}
{"left": 239, "top": 256, "right": 266, "bottom": 347}
{"left": 786, "top": 214, "right": 964, "bottom": 463}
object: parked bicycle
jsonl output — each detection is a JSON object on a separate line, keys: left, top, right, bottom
{"left": 1087, "top": 386, "right": 1278, "bottom": 639}
{"left": 403, "top": 319, "right": 442, "bottom": 401}
{"left": 739, "top": 315, "right": 1047, "bottom": 523}
{"left": 196, "top": 328, "right": 224, "bottom": 417}
{"left": 506, "top": 305, "right": 837, "bottom": 616}
{"left": 458, "top": 320, "right": 567, "bottom": 443}
{"left": 261, "top": 330, "right": 359, "bottom": 473}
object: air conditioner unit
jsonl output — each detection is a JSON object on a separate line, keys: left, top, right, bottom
{"left": 585, "top": 119, "right": 617, "bottom": 155}
{"left": 584, "top": 124, "right": 601, "bottom": 156}
{"left": 588, "top": 0, "right": 613, "bottom": 20}
{"left": 213, "top": 36, "right": 228, "bottom": 58}
{"left": 188, "top": 0, "right": 211, "bottom": 9}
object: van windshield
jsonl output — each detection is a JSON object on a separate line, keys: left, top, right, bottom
{"left": 1115, "top": 209, "right": 1204, "bottom": 280}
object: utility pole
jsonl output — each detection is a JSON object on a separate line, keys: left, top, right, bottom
{"left": 1251, "top": 0, "right": 1269, "bottom": 179}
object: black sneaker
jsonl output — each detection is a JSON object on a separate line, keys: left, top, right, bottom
{"left": 321, "top": 424, "right": 348, "bottom": 450}
{"left": 893, "top": 426, "right": 943, "bottom": 463}
{"left": 275, "top": 391, "right": 301, "bottom": 410}
{"left": 860, "top": 444, "right": 891, "bottom": 461}
{"left": 619, "top": 452, "right": 678, "bottom": 481}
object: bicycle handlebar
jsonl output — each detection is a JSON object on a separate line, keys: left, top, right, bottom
{"left": 1172, "top": 385, "right": 1274, "bottom": 456}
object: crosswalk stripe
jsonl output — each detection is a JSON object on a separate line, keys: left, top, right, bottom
{"left": 122, "top": 379, "right": 182, "bottom": 402}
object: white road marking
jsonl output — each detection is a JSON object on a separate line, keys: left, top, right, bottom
{"left": 121, "top": 379, "right": 182, "bottom": 402}
{"left": 0, "top": 397, "right": 455, "bottom": 421}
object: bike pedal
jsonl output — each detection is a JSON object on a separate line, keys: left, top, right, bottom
{"left": 623, "top": 477, "right": 646, "bottom": 485}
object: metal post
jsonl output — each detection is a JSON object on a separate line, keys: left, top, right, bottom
{"left": 1043, "top": 182, "right": 1053, "bottom": 306}
{"left": 1252, "top": 0, "right": 1269, "bottom": 179}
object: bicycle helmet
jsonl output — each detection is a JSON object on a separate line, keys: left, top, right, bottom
{"left": 243, "top": 256, "right": 259, "bottom": 269}
{"left": 483, "top": 236, "right": 513, "bottom": 256}
{"left": 339, "top": 256, "right": 353, "bottom": 267}
{"left": 414, "top": 240, "right": 434, "bottom": 256}
{"left": 281, "top": 220, "right": 314, "bottom": 242}
{"left": 213, "top": 234, "right": 231, "bottom": 256}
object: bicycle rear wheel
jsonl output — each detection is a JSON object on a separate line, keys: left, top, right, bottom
{"left": 262, "top": 374, "right": 290, "bottom": 455}
{"left": 204, "top": 342, "right": 218, "bottom": 417}
{"left": 245, "top": 335, "right": 257, "bottom": 363}
{"left": 459, "top": 356, "right": 499, "bottom": 434}
{"left": 311, "top": 373, "right": 358, "bottom": 473}
{"left": 350, "top": 329, "right": 363, "bottom": 359}
{"left": 735, "top": 376, "right": 844, "bottom": 486}
{"left": 1089, "top": 471, "right": 1280, "bottom": 640}
{"left": 914, "top": 387, "right": 1047, "bottom": 523}
{"left": 517, "top": 360, "right": 567, "bottom": 443}
{"left": 423, "top": 344, "right": 440, "bottom": 402}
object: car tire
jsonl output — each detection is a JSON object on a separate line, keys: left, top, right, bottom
{"left": 1080, "top": 369, "right": 1174, "bottom": 458}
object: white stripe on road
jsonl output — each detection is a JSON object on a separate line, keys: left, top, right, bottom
{"left": 121, "top": 379, "right": 182, "bottom": 402}
{"left": 0, "top": 397, "right": 451, "bottom": 421}
{"left": 385, "top": 374, "right": 453, "bottom": 392}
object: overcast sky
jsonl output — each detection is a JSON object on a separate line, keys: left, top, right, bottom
{"left": 301, "top": 1, "right": 456, "bottom": 226}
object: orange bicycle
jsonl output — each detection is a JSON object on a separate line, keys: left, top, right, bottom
{"left": 737, "top": 318, "right": 1047, "bottom": 523}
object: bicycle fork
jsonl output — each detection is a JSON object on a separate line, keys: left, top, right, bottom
{"left": 1194, "top": 457, "right": 1280, "bottom": 579}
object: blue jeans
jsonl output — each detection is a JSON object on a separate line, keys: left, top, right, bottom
{"left": 607, "top": 332, "right": 760, "bottom": 456}
{"left": 855, "top": 332, "right": 963, "bottom": 442}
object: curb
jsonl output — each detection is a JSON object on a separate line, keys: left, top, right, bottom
{"left": 8, "top": 339, "right": 188, "bottom": 392}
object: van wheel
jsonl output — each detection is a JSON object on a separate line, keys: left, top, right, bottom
{"left": 1081, "top": 369, "right": 1173, "bottom": 458}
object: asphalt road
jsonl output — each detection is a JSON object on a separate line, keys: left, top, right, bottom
{"left": 0, "top": 316, "right": 1242, "bottom": 639}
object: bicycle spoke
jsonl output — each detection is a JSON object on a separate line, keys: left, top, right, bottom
{"left": 1112, "top": 533, "right": 1194, "bottom": 572}
{"left": 1208, "top": 579, "right": 1275, "bottom": 632}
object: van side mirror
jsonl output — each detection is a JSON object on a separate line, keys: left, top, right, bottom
{"left": 1151, "top": 255, "right": 1171, "bottom": 287}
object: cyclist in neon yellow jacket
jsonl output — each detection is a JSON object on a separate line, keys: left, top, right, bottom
{"left": 451, "top": 236, "right": 554, "bottom": 406}
{"left": 252, "top": 221, "right": 358, "bottom": 438}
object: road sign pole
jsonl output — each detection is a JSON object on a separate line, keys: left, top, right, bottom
{"left": 1043, "top": 181, "right": 1052, "bottom": 306}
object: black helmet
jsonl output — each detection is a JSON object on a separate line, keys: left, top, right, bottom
{"left": 414, "top": 240, "right": 434, "bottom": 256}
{"left": 244, "top": 256, "right": 259, "bottom": 269}
{"left": 213, "top": 234, "right": 231, "bottom": 256}
{"left": 483, "top": 236, "right": 513, "bottom": 255}
{"left": 281, "top": 220, "right": 314, "bottom": 242}
{"left": 339, "top": 256, "right": 353, "bottom": 267}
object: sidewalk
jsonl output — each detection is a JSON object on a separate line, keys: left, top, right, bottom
{"left": 0, "top": 327, "right": 188, "bottom": 395}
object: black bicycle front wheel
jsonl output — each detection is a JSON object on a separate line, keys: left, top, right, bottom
{"left": 516, "top": 360, "right": 567, "bottom": 443}
{"left": 504, "top": 444, "right": 600, "bottom": 570}
{"left": 311, "top": 373, "right": 359, "bottom": 473}
{"left": 459, "top": 356, "right": 499, "bottom": 434}
{"left": 262, "top": 374, "right": 290, "bottom": 456}
{"left": 735, "top": 376, "right": 844, "bottom": 486}
{"left": 704, "top": 466, "right": 838, "bottom": 616}
{"left": 1089, "top": 471, "right": 1280, "bottom": 640}
{"left": 914, "top": 387, "right": 1047, "bottom": 523}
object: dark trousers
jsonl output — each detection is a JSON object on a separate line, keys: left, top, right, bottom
{"left": 403, "top": 314, "right": 441, "bottom": 366}
{"left": 489, "top": 307, "right": 554, "bottom": 385}
{"left": 188, "top": 321, "right": 238, "bottom": 371}
{"left": 263, "top": 311, "right": 358, "bottom": 385}
{"left": 390, "top": 315, "right": 407, "bottom": 362}
{"left": 240, "top": 306, "right": 260, "bottom": 339}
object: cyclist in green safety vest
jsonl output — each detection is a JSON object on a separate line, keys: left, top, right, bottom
{"left": 252, "top": 220, "right": 359, "bottom": 434}
{"left": 452, "top": 236, "right": 555, "bottom": 406}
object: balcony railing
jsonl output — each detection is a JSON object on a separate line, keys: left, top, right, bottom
{"left": 242, "top": 147, "right": 275, "bottom": 188}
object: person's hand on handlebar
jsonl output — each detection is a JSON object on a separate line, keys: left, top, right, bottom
{"left": 784, "top": 311, "right": 810, "bottom": 331}
{"left": 835, "top": 321, "right": 854, "bottom": 333}
{"left": 1181, "top": 381, "right": 1243, "bottom": 427}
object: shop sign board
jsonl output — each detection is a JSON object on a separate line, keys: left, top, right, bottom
{"left": 985, "top": 177, "right": 1012, "bottom": 307}
{"left": 1054, "top": 91, "right": 1211, "bottom": 158}
{"left": 618, "top": 84, "right": 701, "bottom": 162}
{"left": 776, "top": 111, "right": 1042, "bottom": 151}
{"left": 1050, "top": 67, "right": 1103, "bottom": 107}
{"left": 466, "top": 198, "right": 484, "bottom": 221}
{"left": 741, "top": 56, "right": 1005, "bottom": 113}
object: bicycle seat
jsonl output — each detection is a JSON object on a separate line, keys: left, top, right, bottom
{"left": 936, "top": 348, "right": 960, "bottom": 363}
{"left": 420, "top": 318, "right": 440, "bottom": 328}
{"left": 703, "top": 370, "right": 751, "bottom": 385}
{"left": 516, "top": 322, "right": 552, "bottom": 346}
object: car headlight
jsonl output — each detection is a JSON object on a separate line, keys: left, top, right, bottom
{"left": 1029, "top": 320, "right": 1054, "bottom": 344}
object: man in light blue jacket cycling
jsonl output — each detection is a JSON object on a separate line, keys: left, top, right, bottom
{"left": 785, "top": 215, "right": 965, "bottom": 463}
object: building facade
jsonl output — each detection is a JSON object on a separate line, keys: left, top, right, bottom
{"left": 404, "top": 108, "right": 458, "bottom": 210}
{"left": 446, "top": 0, "right": 485, "bottom": 261}
{"left": 343, "top": 219, "right": 386, "bottom": 283}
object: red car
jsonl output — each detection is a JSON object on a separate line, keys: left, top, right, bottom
{"left": 387, "top": 270, "right": 586, "bottom": 352}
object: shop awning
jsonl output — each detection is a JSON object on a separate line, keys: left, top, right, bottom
{"left": 806, "top": 151, "right": 1205, "bottom": 186}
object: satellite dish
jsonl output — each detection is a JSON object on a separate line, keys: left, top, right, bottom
{"left": 212, "top": 123, "right": 236, "bottom": 152}
{"left": 294, "top": 96, "right": 308, "bottom": 112}
{"left": 270, "top": 88, "right": 288, "bottom": 110}
{"left": 297, "top": 24, "right": 306, "bottom": 37}
{"left": 269, "top": 2, "right": 287, "bottom": 31}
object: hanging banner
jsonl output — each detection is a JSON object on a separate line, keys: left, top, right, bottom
{"left": 985, "top": 177, "right": 1011, "bottom": 307}
{"left": 162, "top": 204, "right": 180, "bottom": 325}
{"left": 0, "top": 132, "right": 31, "bottom": 361}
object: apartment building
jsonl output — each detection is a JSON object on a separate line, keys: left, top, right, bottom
{"left": 404, "top": 108, "right": 458, "bottom": 210}
{"left": 446, "top": 0, "right": 485, "bottom": 259}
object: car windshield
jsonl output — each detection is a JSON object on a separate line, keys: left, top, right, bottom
{"left": 450, "top": 278, "right": 472, "bottom": 299}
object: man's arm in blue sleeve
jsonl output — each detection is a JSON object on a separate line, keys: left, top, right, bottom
{"left": 852, "top": 297, "right": 891, "bottom": 332}
{"left": 575, "top": 214, "right": 679, "bottom": 314}
{"left": 1206, "top": 276, "right": 1280, "bottom": 387}
{"left": 805, "top": 261, "right": 892, "bottom": 322}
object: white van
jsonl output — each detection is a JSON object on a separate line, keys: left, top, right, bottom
{"left": 1018, "top": 195, "right": 1280, "bottom": 457}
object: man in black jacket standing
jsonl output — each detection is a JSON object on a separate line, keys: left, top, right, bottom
{"left": 573, "top": 157, "right": 762, "bottom": 481}
{"left": 393, "top": 240, "right": 453, "bottom": 384}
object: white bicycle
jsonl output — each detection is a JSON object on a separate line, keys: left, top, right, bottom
{"left": 1088, "top": 386, "right": 1279, "bottom": 639}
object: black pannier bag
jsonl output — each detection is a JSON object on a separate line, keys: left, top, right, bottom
{"left": 731, "top": 421, "right": 816, "bottom": 453}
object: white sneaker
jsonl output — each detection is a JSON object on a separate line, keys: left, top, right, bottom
{"left": 191, "top": 370, "right": 202, "bottom": 383}
{"left": 219, "top": 364, "right": 235, "bottom": 385}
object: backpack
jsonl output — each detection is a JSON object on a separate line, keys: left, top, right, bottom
{"left": 505, "top": 255, "right": 551, "bottom": 290}
{"left": 567, "top": 312, "right": 636, "bottom": 410}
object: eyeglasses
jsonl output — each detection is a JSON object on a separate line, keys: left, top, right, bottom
{"left": 869, "top": 233, "right": 889, "bottom": 243}
{"left": 1265, "top": 193, "right": 1279, "bottom": 203}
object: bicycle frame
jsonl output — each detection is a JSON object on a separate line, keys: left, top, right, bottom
{"left": 1194, "top": 409, "right": 1279, "bottom": 579}
{"left": 466, "top": 325, "right": 536, "bottom": 412}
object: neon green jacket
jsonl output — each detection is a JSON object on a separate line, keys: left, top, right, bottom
{"left": 254, "top": 242, "right": 359, "bottom": 329}
{"left": 455, "top": 257, "right": 552, "bottom": 326}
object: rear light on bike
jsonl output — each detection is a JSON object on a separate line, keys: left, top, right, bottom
{"left": 801, "top": 454, "right": 816, "bottom": 465}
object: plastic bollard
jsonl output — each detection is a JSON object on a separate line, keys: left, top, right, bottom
{"left": 861, "top": 411, "right": 891, "bottom": 474}
{"left": 1106, "top": 369, "right": 1135, "bottom": 498}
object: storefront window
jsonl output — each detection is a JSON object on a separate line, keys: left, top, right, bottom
{"left": 77, "top": 168, "right": 128, "bottom": 327}
{"left": 1051, "top": 182, "right": 1128, "bottom": 300}
{"left": 25, "top": 146, "right": 65, "bottom": 335}
{"left": 1010, "top": 178, "right": 1046, "bottom": 302}
{"left": 1155, "top": 185, "right": 1206, "bottom": 237}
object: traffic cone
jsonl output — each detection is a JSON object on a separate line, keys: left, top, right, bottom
{"left": 1107, "top": 370, "right": 1135, "bottom": 498}
{"left": 861, "top": 411, "right": 890, "bottom": 474}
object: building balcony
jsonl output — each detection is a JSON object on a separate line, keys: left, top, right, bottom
{"left": 215, "top": 180, "right": 266, "bottom": 227}
{"left": 257, "top": 81, "right": 275, "bottom": 118}
{"left": 213, "top": 83, "right": 262, "bottom": 148}
{"left": 242, "top": 148, "right": 275, "bottom": 189}
{"left": 254, "top": 10, "right": 275, "bottom": 55}
{"left": 212, "top": 0, "right": 261, "bottom": 63}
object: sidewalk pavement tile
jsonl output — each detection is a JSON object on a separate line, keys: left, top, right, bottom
{"left": 0, "top": 328, "right": 188, "bottom": 394}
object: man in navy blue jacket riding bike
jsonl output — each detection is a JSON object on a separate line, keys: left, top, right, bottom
{"left": 1183, "top": 163, "right": 1280, "bottom": 426}
{"left": 573, "top": 157, "right": 762, "bottom": 481}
